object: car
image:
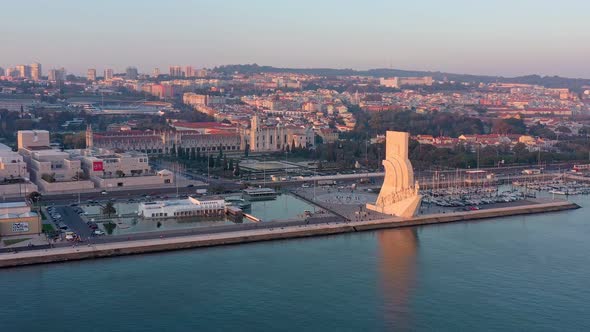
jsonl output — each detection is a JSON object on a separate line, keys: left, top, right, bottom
{"left": 101, "top": 190, "right": 108, "bottom": 195}
{"left": 93, "top": 230, "right": 105, "bottom": 236}
{"left": 186, "top": 184, "right": 194, "bottom": 188}
{"left": 65, "top": 232, "right": 76, "bottom": 240}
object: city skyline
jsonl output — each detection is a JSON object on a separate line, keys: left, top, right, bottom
{"left": 2, "top": 0, "right": 589, "bottom": 78}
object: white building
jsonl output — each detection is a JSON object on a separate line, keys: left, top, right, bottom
{"left": 0, "top": 143, "right": 38, "bottom": 196}
{"left": 17, "top": 130, "right": 94, "bottom": 193}
{"left": 138, "top": 197, "right": 225, "bottom": 219}
{"left": 68, "top": 148, "right": 174, "bottom": 189}
{"left": 380, "top": 76, "right": 433, "bottom": 88}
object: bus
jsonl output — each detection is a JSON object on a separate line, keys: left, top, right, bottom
{"left": 572, "top": 164, "right": 590, "bottom": 172}
{"left": 522, "top": 169, "right": 542, "bottom": 175}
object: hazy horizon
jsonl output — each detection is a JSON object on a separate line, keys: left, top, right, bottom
{"left": 2, "top": 0, "right": 589, "bottom": 78}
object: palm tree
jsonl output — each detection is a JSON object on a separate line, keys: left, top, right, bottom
{"left": 27, "top": 191, "right": 42, "bottom": 205}
{"left": 102, "top": 201, "right": 117, "bottom": 218}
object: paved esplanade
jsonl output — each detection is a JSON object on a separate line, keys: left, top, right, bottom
{"left": 366, "top": 131, "right": 422, "bottom": 218}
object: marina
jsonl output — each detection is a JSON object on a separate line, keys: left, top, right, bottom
{"left": 421, "top": 187, "right": 526, "bottom": 209}
{"left": 513, "top": 179, "right": 590, "bottom": 196}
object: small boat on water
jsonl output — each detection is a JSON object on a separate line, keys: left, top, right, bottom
{"left": 549, "top": 190, "right": 567, "bottom": 195}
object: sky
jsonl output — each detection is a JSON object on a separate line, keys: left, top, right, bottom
{"left": 1, "top": 0, "right": 589, "bottom": 78}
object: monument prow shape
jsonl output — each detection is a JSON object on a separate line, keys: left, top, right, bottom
{"left": 366, "top": 131, "right": 422, "bottom": 218}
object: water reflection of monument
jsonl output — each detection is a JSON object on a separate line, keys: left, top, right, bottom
{"left": 378, "top": 228, "right": 418, "bottom": 330}
{"left": 367, "top": 131, "right": 421, "bottom": 218}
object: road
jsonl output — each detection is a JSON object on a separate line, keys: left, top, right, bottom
{"left": 0, "top": 205, "right": 344, "bottom": 254}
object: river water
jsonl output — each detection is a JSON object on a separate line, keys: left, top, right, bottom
{"left": 1, "top": 196, "right": 590, "bottom": 331}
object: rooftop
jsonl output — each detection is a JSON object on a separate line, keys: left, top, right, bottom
{"left": 0, "top": 201, "right": 28, "bottom": 209}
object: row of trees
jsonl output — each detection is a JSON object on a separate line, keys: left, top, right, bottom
{"left": 170, "top": 144, "right": 241, "bottom": 177}
{"left": 351, "top": 109, "right": 485, "bottom": 138}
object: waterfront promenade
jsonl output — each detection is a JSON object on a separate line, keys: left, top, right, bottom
{"left": 0, "top": 199, "right": 578, "bottom": 268}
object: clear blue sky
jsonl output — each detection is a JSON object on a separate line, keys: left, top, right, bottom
{"left": 1, "top": 0, "right": 589, "bottom": 77}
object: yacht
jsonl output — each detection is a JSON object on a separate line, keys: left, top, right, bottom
{"left": 243, "top": 187, "right": 278, "bottom": 201}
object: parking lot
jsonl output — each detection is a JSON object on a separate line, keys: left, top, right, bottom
{"left": 46, "top": 204, "right": 104, "bottom": 241}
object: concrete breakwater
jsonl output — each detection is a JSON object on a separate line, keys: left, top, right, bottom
{"left": 0, "top": 200, "right": 579, "bottom": 268}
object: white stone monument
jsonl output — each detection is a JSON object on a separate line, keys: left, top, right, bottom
{"left": 366, "top": 131, "right": 422, "bottom": 218}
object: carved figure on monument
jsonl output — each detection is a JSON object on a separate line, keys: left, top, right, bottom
{"left": 366, "top": 131, "right": 422, "bottom": 218}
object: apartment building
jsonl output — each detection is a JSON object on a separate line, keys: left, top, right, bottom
{"left": 17, "top": 130, "right": 94, "bottom": 193}
{"left": 0, "top": 143, "right": 38, "bottom": 196}
{"left": 69, "top": 149, "right": 173, "bottom": 189}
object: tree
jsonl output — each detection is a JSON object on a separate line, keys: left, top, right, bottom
{"left": 215, "top": 154, "right": 222, "bottom": 168}
{"left": 529, "top": 124, "right": 556, "bottom": 139}
{"left": 27, "top": 191, "right": 42, "bottom": 205}
{"left": 556, "top": 126, "right": 571, "bottom": 134}
{"left": 41, "top": 173, "right": 56, "bottom": 183}
{"left": 512, "top": 142, "right": 528, "bottom": 157}
{"left": 102, "top": 201, "right": 117, "bottom": 218}
{"left": 233, "top": 161, "right": 240, "bottom": 177}
{"left": 492, "top": 118, "right": 527, "bottom": 134}
{"left": 177, "top": 145, "right": 184, "bottom": 159}
{"left": 74, "top": 171, "right": 89, "bottom": 180}
{"left": 579, "top": 126, "right": 590, "bottom": 136}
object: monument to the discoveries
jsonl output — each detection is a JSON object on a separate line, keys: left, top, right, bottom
{"left": 366, "top": 131, "right": 422, "bottom": 218}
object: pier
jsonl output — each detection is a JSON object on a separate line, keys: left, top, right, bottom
{"left": 0, "top": 199, "right": 579, "bottom": 268}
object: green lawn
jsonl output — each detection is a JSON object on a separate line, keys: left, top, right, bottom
{"left": 3, "top": 238, "right": 31, "bottom": 247}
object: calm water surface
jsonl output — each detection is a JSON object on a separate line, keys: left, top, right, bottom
{"left": 1, "top": 196, "right": 590, "bottom": 331}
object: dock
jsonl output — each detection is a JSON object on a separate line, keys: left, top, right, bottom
{"left": 0, "top": 200, "right": 579, "bottom": 268}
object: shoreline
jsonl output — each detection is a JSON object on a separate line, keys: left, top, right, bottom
{"left": 0, "top": 200, "right": 580, "bottom": 268}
